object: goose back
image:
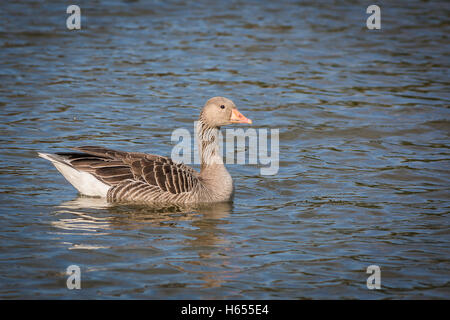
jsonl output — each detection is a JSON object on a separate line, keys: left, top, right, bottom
{"left": 59, "top": 146, "right": 203, "bottom": 203}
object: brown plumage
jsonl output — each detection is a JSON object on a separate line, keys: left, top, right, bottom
{"left": 52, "top": 146, "right": 200, "bottom": 202}
{"left": 38, "top": 97, "right": 252, "bottom": 204}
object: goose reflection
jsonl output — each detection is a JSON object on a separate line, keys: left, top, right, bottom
{"left": 51, "top": 197, "right": 112, "bottom": 236}
{"left": 51, "top": 196, "right": 236, "bottom": 289}
{"left": 54, "top": 196, "right": 232, "bottom": 226}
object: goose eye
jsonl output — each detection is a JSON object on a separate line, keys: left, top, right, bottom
{"left": 220, "top": 105, "right": 225, "bottom": 109}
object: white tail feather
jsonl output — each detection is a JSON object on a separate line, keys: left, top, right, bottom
{"left": 38, "top": 152, "right": 110, "bottom": 197}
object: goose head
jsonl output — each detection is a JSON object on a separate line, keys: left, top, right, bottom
{"left": 200, "top": 97, "right": 252, "bottom": 128}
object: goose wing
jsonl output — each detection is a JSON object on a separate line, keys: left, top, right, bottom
{"left": 60, "top": 146, "right": 200, "bottom": 201}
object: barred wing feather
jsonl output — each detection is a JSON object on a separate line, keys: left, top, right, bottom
{"left": 62, "top": 146, "right": 200, "bottom": 202}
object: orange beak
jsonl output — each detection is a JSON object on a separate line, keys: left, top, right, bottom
{"left": 230, "top": 108, "right": 252, "bottom": 124}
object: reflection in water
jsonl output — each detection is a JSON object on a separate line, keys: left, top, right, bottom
{"left": 58, "top": 196, "right": 111, "bottom": 210}
{"left": 54, "top": 196, "right": 232, "bottom": 225}
{"left": 51, "top": 196, "right": 235, "bottom": 289}
{"left": 54, "top": 196, "right": 232, "bottom": 226}
{"left": 51, "top": 197, "right": 112, "bottom": 236}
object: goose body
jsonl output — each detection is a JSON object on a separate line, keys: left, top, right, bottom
{"left": 38, "top": 97, "right": 252, "bottom": 204}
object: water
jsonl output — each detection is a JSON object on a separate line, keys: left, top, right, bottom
{"left": 0, "top": 0, "right": 449, "bottom": 299}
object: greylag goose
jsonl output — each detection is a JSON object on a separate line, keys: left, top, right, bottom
{"left": 38, "top": 97, "right": 252, "bottom": 204}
